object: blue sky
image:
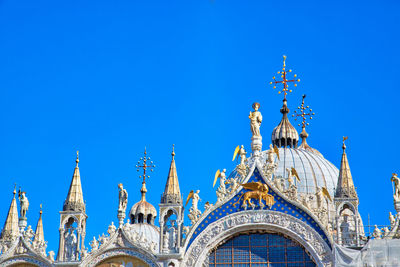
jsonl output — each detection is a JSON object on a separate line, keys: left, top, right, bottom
{"left": 0, "top": 0, "right": 399, "bottom": 252}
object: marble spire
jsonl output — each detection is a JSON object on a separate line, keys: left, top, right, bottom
{"left": 63, "top": 151, "right": 85, "bottom": 212}
{"left": 33, "top": 205, "right": 44, "bottom": 244}
{"left": 335, "top": 137, "right": 358, "bottom": 199}
{"left": 1, "top": 187, "right": 19, "bottom": 241}
{"left": 161, "top": 145, "right": 182, "bottom": 204}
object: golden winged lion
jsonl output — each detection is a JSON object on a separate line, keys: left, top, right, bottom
{"left": 233, "top": 182, "right": 275, "bottom": 209}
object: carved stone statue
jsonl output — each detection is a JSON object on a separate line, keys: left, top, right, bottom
{"left": 340, "top": 216, "right": 351, "bottom": 245}
{"left": 391, "top": 173, "right": 400, "bottom": 201}
{"left": 163, "top": 232, "right": 169, "bottom": 252}
{"left": 90, "top": 236, "right": 99, "bottom": 251}
{"left": 23, "top": 225, "right": 35, "bottom": 242}
{"left": 18, "top": 190, "right": 29, "bottom": 218}
{"left": 192, "top": 190, "right": 200, "bottom": 210}
{"left": 216, "top": 170, "right": 227, "bottom": 202}
{"left": 228, "top": 178, "right": 239, "bottom": 193}
{"left": 389, "top": 212, "right": 396, "bottom": 228}
{"left": 204, "top": 201, "right": 213, "bottom": 212}
{"left": 267, "top": 144, "right": 274, "bottom": 164}
{"left": 47, "top": 251, "right": 55, "bottom": 262}
{"left": 238, "top": 145, "right": 247, "bottom": 166}
{"left": 168, "top": 221, "right": 177, "bottom": 250}
{"left": 315, "top": 187, "right": 324, "bottom": 210}
{"left": 273, "top": 177, "right": 285, "bottom": 192}
{"left": 249, "top": 102, "right": 262, "bottom": 138}
{"left": 118, "top": 183, "right": 128, "bottom": 212}
{"left": 64, "top": 229, "right": 77, "bottom": 261}
{"left": 107, "top": 222, "right": 116, "bottom": 235}
{"left": 372, "top": 225, "right": 382, "bottom": 239}
{"left": 286, "top": 168, "right": 296, "bottom": 189}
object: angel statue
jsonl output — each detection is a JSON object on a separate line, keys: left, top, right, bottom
{"left": 389, "top": 212, "right": 396, "bottom": 227}
{"left": 267, "top": 144, "right": 280, "bottom": 164}
{"left": 186, "top": 190, "right": 201, "bottom": 225}
{"left": 315, "top": 187, "right": 332, "bottom": 210}
{"left": 118, "top": 183, "right": 128, "bottom": 213}
{"left": 286, "top": 168, "right": 300, "bottom": 188}
{"left": 391, "top": 173, "right": 400, "bottom": 201}
{"left": 233, "top": 182, "right": 275, "bottom": 210}
{"left": 249, "top": 102, "right": 262, "bottom": 138}
{"left": 233, "top": 145, "right": 247, "bottom": 166}
{"left": 213, "top": 169, "right": 227, "bottom": 202}
{"left": 18, "top": 189, "right": 29, "bottom": 218}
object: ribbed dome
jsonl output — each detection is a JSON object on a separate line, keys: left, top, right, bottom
{"left": 129, "top": 223, "right": 160, "bottom": 246}
{"left": 264, "top": 147, "right": 339, "bottom": 196}
{"left": 130, "top": 200, "right": 157, "bottom": 224}
{"left": 129, "top": 182, "right": 157, "bottom": 225}
{"left": 271, "top": 99, "right": 299, "bottom": 148}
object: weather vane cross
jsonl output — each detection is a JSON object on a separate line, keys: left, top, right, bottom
{"left": 270, "top": 55, "right": 301, "bottom": 100}
{"left": 135, "top": 147, "right": 156, "bottom": 183}
{"left": 293, "top": 94, "right": 315, "bottom": 129}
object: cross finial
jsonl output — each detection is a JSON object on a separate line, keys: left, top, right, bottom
{"left": 76, "top": 150, "right": 79, "bottom": 166}
{"left": 270, "top": 55, "right": 300, "bottom": 100}
{"left": 342, "top": 136, "right": 348, "bottom": 151}
{"left": 293, "top": 94, "right": 315, "bottom": 130}
{"left": 135, "top": 147, "right": 156, "bottom": 184}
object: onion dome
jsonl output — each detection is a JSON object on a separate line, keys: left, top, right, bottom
{"left": 271, "top": 99, "right": 299, "bottom": 148}
{"left": 129, "top": 182, "right": 157, "bottom": 224}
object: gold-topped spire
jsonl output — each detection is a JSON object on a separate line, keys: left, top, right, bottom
{"left": 63, "top": 151, "right": 85, "bottom": 212}
{"left": 161, "top": 144, "right": 182, "bottom": 204}
{"left": 270, "top": 55, "right": 301, "bottom": 100}
{"left": 136, "top": 147, "right": 156, "bottom": 201}
{"left": 1, "top": 186, "right": 19, "bottom": 241}
{"left": 34, "top": 204, "right": 45, "bottom": 244}
{"left": 335, "top": 137, "right": 358, "bottom": 199}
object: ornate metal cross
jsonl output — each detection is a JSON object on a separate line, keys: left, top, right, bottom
{"left": 270, "top": 55, "right": 301, "bottom": 100}
{"left": 293, "top": 94, "right": 315, "bottom": 129}
{"left": 135, "top": 147, "right": 155, "bottom": 183}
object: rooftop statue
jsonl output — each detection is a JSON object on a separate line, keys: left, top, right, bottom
{"left": 391, "top": 173, "right": 400, "bottom": 202}
{"left": 249, "top": 102, "right": 262, "bottom": 138}
{"left": 18, "top": 189, "right": 29, "bottom": 218}
{"left": 118, "top": 183, "right": 128, "bottom": 213}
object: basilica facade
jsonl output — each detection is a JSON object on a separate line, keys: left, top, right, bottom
{"left": 1, "top": 57, "right": 399, "bottom": 267}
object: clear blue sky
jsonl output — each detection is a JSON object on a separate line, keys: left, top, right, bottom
{"left": 0, "top": 0, "right": 399, "bottom": 252}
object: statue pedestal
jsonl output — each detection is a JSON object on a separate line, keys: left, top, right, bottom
{"left": 251, "top": 136, "right": 262, "bottom": 155}
{"left": 117, "top": 210, "right": 126, "bottom": 227}
{"left": 394, "top": 200, "right": 400, "bottom": 213}
{"left": 19, "top": 217, "right": 27, "bottom": 231}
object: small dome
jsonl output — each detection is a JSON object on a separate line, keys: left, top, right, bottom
{"left": 129, "top": 181, "right": 157, "bottom": 225}
{"left": 129, "top": 223, "right": 160, "bottom": 246}
{"left": 129, "top": 200, "right": 157, "bottom": 224}
{"left": 271, "top": 99, "right": 299, "bottom": 148}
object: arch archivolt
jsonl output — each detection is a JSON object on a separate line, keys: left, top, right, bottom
{"left": 84, "top": 248, "right": 160, "bottom": 267}
{"left": 1, "top": 256, "right": 51, "bottom": 267}
{"left": 182, "top": 210, "right": 333, "bottom": 267}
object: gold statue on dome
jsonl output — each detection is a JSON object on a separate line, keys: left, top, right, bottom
{"left": 249, "top": 102, "right": 262, "bottom": 138}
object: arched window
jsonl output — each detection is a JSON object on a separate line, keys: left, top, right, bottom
{"left": 138, "top": 213, "right": 144, "bottom": 223}
{"left": 208, "top": 233, "right": 316, "bottom": 266}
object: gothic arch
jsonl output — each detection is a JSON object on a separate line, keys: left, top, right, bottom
{"left": 182, "top": 210, "right": 333, "bottom": 267}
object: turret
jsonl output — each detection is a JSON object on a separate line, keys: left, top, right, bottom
{"left": 334, "top": 138, "right": 363, "bottom": 247}
{"left": 57, "top": 151, "right": 87, "bottom": 262}
{"left": 159, "top": 145, "right": 184, "bottom": 260}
